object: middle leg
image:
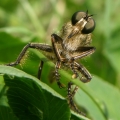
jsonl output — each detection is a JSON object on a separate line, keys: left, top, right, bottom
{"left": 67, "top": 82, "right": 85, "bottom": 116}
{"left": 67, "top": 61, "right": 85, "bottom": 116}
{"left": 55, "top": 61, "right": 65, "bottom": 88}
{"left": 51, "top": 34, "right": 66, "bottom": 88}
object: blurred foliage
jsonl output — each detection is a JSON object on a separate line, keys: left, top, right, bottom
{"left": 0, "top": 0, "right": 120, "bottom": 120}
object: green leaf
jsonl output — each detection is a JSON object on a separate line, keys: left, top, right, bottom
{"left": 0, "top": 76, "right": 18, "bottom": 120}
{"left": 0, "top": 65, "right": 70, "bottom": 120}
{"left": 75, "top": 76, "right": 120, "bottom": 120}
{"left": 0, "top": 65, "right": 90, "bottom": 120}
{"left": 70, "top": 111, "right": 90, "bottom": 120}
{"left": 0, "top": 106, "right": 18, "bottom": 120}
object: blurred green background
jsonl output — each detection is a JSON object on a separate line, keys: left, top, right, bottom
{"left": 0, "top": 0, "right": 120, "bottom": 120}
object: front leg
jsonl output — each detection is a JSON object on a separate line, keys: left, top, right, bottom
{"left": 6, "top": 43, "right": 53, "bottom": 66}
{"left": 51, "top": 34, "right": 66, "bottom": 88}
{"left": 51, "top": 34, "right": 66, "bottom": 62}
{"left": 6, "top": 43, "right": 53, "bottom": 80}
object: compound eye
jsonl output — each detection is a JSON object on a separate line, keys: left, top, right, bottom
{"left": 71, "top": 11, "right": 86, "bottom": 25}
{"left": 82, "top": 17, "right": 95, "bottom": 34}
{"left": 71, "top": 11, "right": 95, "bottom": 34}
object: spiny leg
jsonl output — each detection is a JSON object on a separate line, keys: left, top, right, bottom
{"left": 71, "top": 47, "right": 96, "bottom": 60}
{"left": 74, "top": 62, "right": 92, "bottom": 83}
{"left": 6, "top": 43, "right": 53, "bottom": 79}
{"left": 68, "top": 46, "right": 94, "bottom": 82}
{"left": 71, "top": 86, "right": 79, "bottom": 98}
{"left": 69, "top": 61, "right": 79, "bottom": 97}
{"left": 67, "top": 82, "right": 73, "bottom": 98}
{"left": 51, "top": 34, "right": 66, "bottom": 88}
{"left": 69, "top": 61, "right": 92, "bottom": 83}
{"left": 67, "top": 62, "right": 85, "bottom": 116}
{"left": 70, "top": 61, "right": 79, "bottom": 79}
{"left": 68, "top": 62, "right": 92, "bottom": 115}
{"left": 6, "top": 43, "right": 52, "bottom": 66}
{"left": 67, "top": 60, "right": 91, "bottom": 116}
{"left": 67, "top": 82, "right": 85, "bottom": 116}
{"left": 51, "top": 34, "right": 66, "bottom": 62}
{"left": 67, "top": 81, "right": 78, "bottom": 98}
{"left": 67, "top": 46, "right": 95, "bottom": 83}
{"left": 55, "top": 61, "right": 65, "bottom": 88}
{"left": 6, "top": 43, "right": 31, "bottom": 66}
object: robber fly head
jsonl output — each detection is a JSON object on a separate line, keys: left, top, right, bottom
{"left": 71, "top": 10, "right": 95, "bottom": 34}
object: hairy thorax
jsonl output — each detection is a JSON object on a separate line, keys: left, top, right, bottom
{"left": 59, "top": 22, "right": 92, "bottom": 52}
{"left": 58, "top": 22, "right": 92, "bottom": 59}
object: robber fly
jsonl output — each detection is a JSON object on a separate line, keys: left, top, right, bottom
{"left": 6, "top": 10, "right": 96, "bottom": 116}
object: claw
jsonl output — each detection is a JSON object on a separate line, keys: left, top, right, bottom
{"left": 68, "top": 97, "right": 86, "bottom": 116}
{"left": 80, "top": 76, "right": 91, "bottom": 83}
